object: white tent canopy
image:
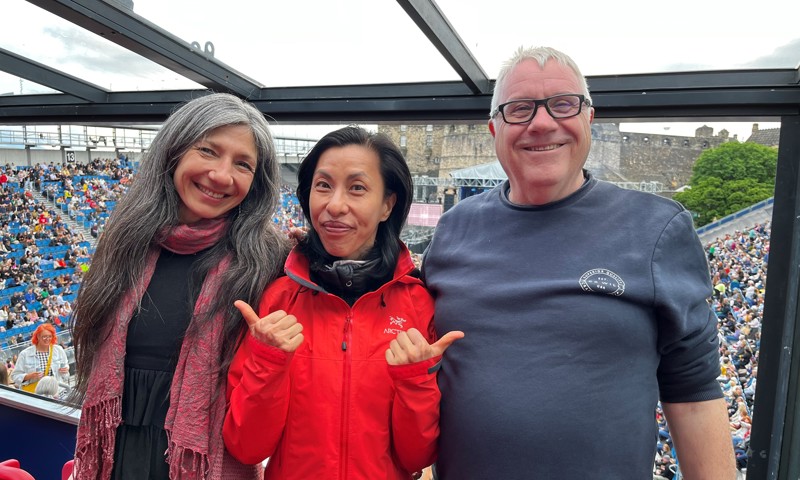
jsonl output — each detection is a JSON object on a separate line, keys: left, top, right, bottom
{"left": 449, "top": 161, "right": 506, "bottom": 181}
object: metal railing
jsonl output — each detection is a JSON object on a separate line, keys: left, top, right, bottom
{"left": 695, "top": 197, "right": 774, "bottom": 235}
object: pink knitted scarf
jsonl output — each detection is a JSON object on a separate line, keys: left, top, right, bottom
{"left": 74, "top": 218, "right": 261, "bottom": 479}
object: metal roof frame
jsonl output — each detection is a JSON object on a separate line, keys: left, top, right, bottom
{"left": 395, "top": 0, "right": 490, "bottom": 94}
{"left": 0, "top": 47, "right": 109, "bottom": 103}
{"left": 1, "top": 70, "right": 798, "bottom": 124}
{"left": 25, "top": 0, "right": 264, "bottom": 98}
{"left": 0, "top": 1, "right": 796, "bottom": 124}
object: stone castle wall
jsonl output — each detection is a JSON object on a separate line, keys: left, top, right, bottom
{"left": 619, "top": 131, "right": 725, "bottom": 189}
{"left": 438, "top": 124, "right": 496, "bottom": 180}
{"left": 381, "top": 122, "right": 732, "bottom": 192}
{"left": 378, "top": 124, "right": 445, "bottom": 177}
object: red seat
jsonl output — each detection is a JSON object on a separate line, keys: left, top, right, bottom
{"left": 0, "top": 459, "right": 36, "bottom": 480}
{"left": 61, "top": 460, "right": 74, "bottom": 480}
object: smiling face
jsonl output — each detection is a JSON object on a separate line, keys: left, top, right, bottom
{"left": 35, "top": 329, "right": 54, "bottom": 352}
{"left": 489, "top": 59, "right": 594, "bottom": 205}
{"left": 173, "top": 124, "right": 258, "bottom": 224}
{"left": 309, "top": 145, "right": 396, "bottom": 260}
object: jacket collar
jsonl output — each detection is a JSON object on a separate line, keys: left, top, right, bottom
{"left": 284, "top": 242, "right": 417, "bottom": 293}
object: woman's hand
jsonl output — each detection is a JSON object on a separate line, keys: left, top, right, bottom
{"left": 385, "top": 328, "right": 464, "bottom": 366}
{"left": 287, "top": 227, "right": 308, "bottom": 245}
{"left": 235, "top": 300, "right": 304, "bottom": 353}
{"left": 25, "top": 371, "right": 43, "bottom": 382}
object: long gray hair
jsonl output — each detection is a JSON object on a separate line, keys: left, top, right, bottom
{"left": 70, "top": 93, "right": 289, "bottom": 403}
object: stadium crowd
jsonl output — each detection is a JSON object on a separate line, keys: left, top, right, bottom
{"left": 0, "top": 166, "right": 90, "bottom": 368}
{"left": 0, "top": 158, "right": 305, "bottom": 371}
{"left": 654, "top": 222, "right": 768, "bottom": 478}
{"left": 0, "top": 156, "right": 771, "bottom": 477}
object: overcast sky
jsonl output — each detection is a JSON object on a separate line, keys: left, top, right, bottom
{"left": 2, "top": 0, "right": 795, "bottom": 140}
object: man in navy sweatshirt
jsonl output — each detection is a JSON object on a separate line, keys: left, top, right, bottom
{"left": 423, "top": 46, "right": 735, "bottom": 479}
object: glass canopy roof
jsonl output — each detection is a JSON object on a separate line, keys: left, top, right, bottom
{"left": 2, "top": 0, "right": 203, "bottom": 93}
{"left": 438, "top": 0, "right": 799, "bottom": 76}
{"left": 0, "top": 0, "right": 797, "bottom": 138}
{"left": 3, "top": 0, "right": 797, "bottom": 95}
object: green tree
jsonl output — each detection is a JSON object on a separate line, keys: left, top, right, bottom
{"left": 674, "top": 142, "right": 777, "bottom": 227}
{"left": 690, "top": 142, "right": 777, "bottom": 184}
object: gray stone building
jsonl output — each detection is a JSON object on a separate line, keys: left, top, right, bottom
{"left": 378, "top": 124, "right": 446, "bottom": 177}
{"left": 381, "top": 121, "right": 735, "bottom": 198}
{"left": 617, "top": 126, "right": 728, "bottom": 189}
{"left": 746, "top": 123, "right": 780, "bottom": 147}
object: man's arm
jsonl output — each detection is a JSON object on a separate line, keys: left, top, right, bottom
{"left": 662, "top": 398, "right": 736, "bottom": 479}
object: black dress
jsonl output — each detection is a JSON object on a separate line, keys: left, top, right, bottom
{"left": 111, "top": 250, "right": 205, "bottom": 479}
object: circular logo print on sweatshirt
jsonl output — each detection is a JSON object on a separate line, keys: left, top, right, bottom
{"left": 579, "top": 269, "right": 625, "bottom": 296}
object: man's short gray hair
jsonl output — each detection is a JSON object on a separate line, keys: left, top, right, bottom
{"left": 490, "top": 46, "right": 592, "bottom": 117}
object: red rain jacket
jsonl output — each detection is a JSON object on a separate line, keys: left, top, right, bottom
{"left": 224, "top": 245, "right": 440, "bottom": 480}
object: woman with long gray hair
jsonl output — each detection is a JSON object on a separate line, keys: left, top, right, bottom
{"left": 69, "top": 93, "right": 289, "bottom": 479}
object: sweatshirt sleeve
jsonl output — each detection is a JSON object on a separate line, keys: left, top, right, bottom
{"left": 223, "top": 329, "right": 292, "bottom": 465}
{"left": 387, "top": 285, "right": 440, "bottom": 472}
{"left": 653, "top": 210, "right": 723, "bottom": 403}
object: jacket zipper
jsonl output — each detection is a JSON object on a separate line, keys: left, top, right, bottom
{"left": 339, "top": 313, "right": 353, "bottom": 480}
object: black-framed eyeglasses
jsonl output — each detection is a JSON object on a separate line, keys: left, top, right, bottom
{"left": 491, "top": 94, "right": 590, "bottom": 124}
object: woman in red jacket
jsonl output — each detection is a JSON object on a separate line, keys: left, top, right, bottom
{"left": 224, "top": 126, "right": 462, "bottom": 479}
